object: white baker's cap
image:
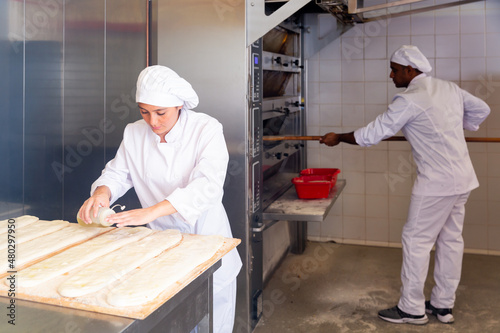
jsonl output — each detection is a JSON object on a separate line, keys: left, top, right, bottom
{"left": 390, "top": 45, "right": 432, "bottom": 73}
{"left": 136, "top": 65, "right": 199, "bottom": 110}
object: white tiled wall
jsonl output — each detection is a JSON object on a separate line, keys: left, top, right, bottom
{"left": 306, "top": 0, "right": 500, "bottom": 255}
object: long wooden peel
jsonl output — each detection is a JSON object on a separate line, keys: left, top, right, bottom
{"left": 263, "top": 135, "right": 500, "bottom": 143}
{"left": 263, "top": 136, "right": 322, "bottom": 141}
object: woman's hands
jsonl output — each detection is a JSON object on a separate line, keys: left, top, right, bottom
{"left": 78, "top": 186, "right": 111, "bottom": 224}
{"left": 79, "top": 187, "right": 178, "bottom": 227}
{"left": 107, "top": 200, "right": 178, "bottom": 228}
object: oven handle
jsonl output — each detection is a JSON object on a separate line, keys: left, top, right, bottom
{"left": 252, "top": 224, "right": 266, "bottom": 233}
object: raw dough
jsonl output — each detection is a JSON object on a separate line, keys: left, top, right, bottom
{"left": 14, "top": 227, "right": 153, "bottom": 288}
{"left": 107, "top": 234, "right": 224, "bottom": 307}
{"left": 0, "top": 215, "right": 39, "bottom": 233}
{"left": 0, "top": 220, "right": 69, "bottom": 250}
{"left": 58, "top": 229, "right": 182, "bottom": 297}
{"left": 0, "top": 223, "right": 107, "bottom": 274}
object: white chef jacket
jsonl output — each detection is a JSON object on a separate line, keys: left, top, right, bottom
{"left": 91, "top": 109, "right": 242, "bottom": 293}
{"left": 355, "top": 74, "right": 490, "bottom": 196}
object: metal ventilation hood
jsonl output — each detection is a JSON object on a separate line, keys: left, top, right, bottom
{"left": 315, "top": 0, "right": 484, "bottom": 24}
{"left": 247, "top": 0, "right": 485, "bottom": 43}
{"left": 247, "top": 0, "right": 483, "bottom": 58}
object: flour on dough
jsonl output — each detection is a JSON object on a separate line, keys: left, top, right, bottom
{"left": 0, "top": 223, "right": 107, "bottom": 274}
{"left": 14, "top": 227, "right": 153, "bottom": 288}
{"left": 58, "top": 229, "right": 182, "bottom": 297}
{"left": 107, "top": 234, "right": 224, "bottom": 307}
{"left": 0, "top": 220, "right": 69, "bottom": 250}
{"left": 0, "top": 215, "right": 39, "bottom": 234}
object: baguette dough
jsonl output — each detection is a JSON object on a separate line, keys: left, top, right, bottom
{"left": 0, "top": 220, "right": 69, "bottom": 250}
{"left": 107, "top": 234, "right": 224, "bottom": 307}
{"left": 0, "top": 223, "right": 107, "bottom": 274}
{"left": 0, "top": 215, "right": 39, "bottom": 234}
{"left": 58, "top": 229, "right": 182, "bottom": 297}
{"left": 14, "top": 227, "right": 153, "bottom": 288}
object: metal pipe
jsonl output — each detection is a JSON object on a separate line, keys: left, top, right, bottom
{"left": 360, "top": 0, "right": 483, "bottom": 23}
{"left": 263, "top": 135, "right": 321, "bottom": 141}
{"left": 383, "top": 136, "right": 500, "bottom": 143}
{"left": 263, "top": 136, "right": 500, "bottom": 143}
{"left": 146, "top": 0, "right": 151, "bottom": 67}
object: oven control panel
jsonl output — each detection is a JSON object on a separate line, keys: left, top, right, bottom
{"left": 249, "top": 39, "right": 264, "bottom": 326}
{"left": 250, "top": 39, "right": 263, "bottom": 221}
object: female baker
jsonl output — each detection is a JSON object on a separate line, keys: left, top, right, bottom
{"left": 78, "top": 65, "right": 242, "bottom": 332}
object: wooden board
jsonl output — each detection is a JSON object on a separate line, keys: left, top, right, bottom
{"left": 0, "top": 234, "right": 240, "bottom": 319}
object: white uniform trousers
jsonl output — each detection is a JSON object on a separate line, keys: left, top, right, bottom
{"left": 398, "top": 192, "right": 470, "bottom": 315}
{"left": 213, "top": 277, "right": 237, "bottom": 333}
{"left": 193, "top": 278, "right": 237, "bottom": 333}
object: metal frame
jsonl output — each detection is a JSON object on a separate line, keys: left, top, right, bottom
{"left": 247, "top": 0, "right": 310, "bottom": 46}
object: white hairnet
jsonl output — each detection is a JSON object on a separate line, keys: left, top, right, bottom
{"left": 136, "top": 65, "right": 199, "bottom": 110}
{"left": 390, "top": 45, "right": 432, "bottom": 73}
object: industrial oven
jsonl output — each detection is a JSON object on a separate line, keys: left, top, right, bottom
{"left": 151, "top": 1, "right": 312, "bottom": 330}
{"left": 248, "top": 19, "right": 306, "bottom": 328}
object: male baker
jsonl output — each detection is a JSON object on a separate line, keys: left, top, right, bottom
{"left": 320, "top": 45, "right": 490, "bottom": 325}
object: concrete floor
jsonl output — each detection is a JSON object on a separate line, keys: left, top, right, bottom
{"left": 254, "top": 242, "right": 500, "bottom": 333}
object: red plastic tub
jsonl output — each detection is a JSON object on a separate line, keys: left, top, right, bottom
{"left": 299, "top": 168, "right": 340, "bottom": 187}
{"left": 292, "top": 175, "right": 333, "bottom": 199}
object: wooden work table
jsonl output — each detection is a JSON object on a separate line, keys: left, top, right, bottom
{"left": 0, "top": 228, "right": 239, "bottom": 333}
{"left": 0, "top": 261, "right": 220, "bottom": 332}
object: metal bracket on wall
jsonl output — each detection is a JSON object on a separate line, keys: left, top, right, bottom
{"left": 247, "top": 0, "right": 311, "bottom": 46}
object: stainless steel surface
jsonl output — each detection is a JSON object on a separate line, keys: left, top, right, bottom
{"left": 0, "top": 261, "right": 220, "bottom": 333}
{"left": 63, "top": 0, "right": 106, "bottom": 219}
{"left": 263, "top": 179, "right": 346, "bottom": 221}
{"left": 0, "top": 0, "right": 146, "bottom": 221}
{"left": 0, "top": 1, "right": 24, "bottom": 220}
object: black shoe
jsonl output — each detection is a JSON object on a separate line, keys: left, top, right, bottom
{"left": 425, "top": 300, "right": 454, "bottom": 323}
{"left": 378, "top": 306, "right": 428, "bottom": 325}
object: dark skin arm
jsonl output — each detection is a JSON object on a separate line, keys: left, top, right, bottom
{"left": 320, "top": 132, "right": 358, "bottom": 146}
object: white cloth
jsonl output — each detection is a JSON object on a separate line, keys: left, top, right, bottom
{"left": 193, "top": 278, "right": 237, "bottom": 333}
{"left": 91, "top": 109, "right": 242, "bottom": 295}
{"left": 136, "top": 65, "right": 199, "bottom": 110}
{"left": 398, "top": 192, "right": 470, "bottom": 315}
{"left": 213, "top": 278, "right": 237, "bottom": 333}
{"left": 390, "top": 45, "right": 432, "bottom": 73}
{"left": 354, "top": 74, "right": 490, "bottom": 196}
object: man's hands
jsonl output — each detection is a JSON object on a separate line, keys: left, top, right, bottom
{"left": 320, "top": 132, "right": 341, "bottom": 146}
{"left": 320, "top": 131, "right": 357, "bottom": 146}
